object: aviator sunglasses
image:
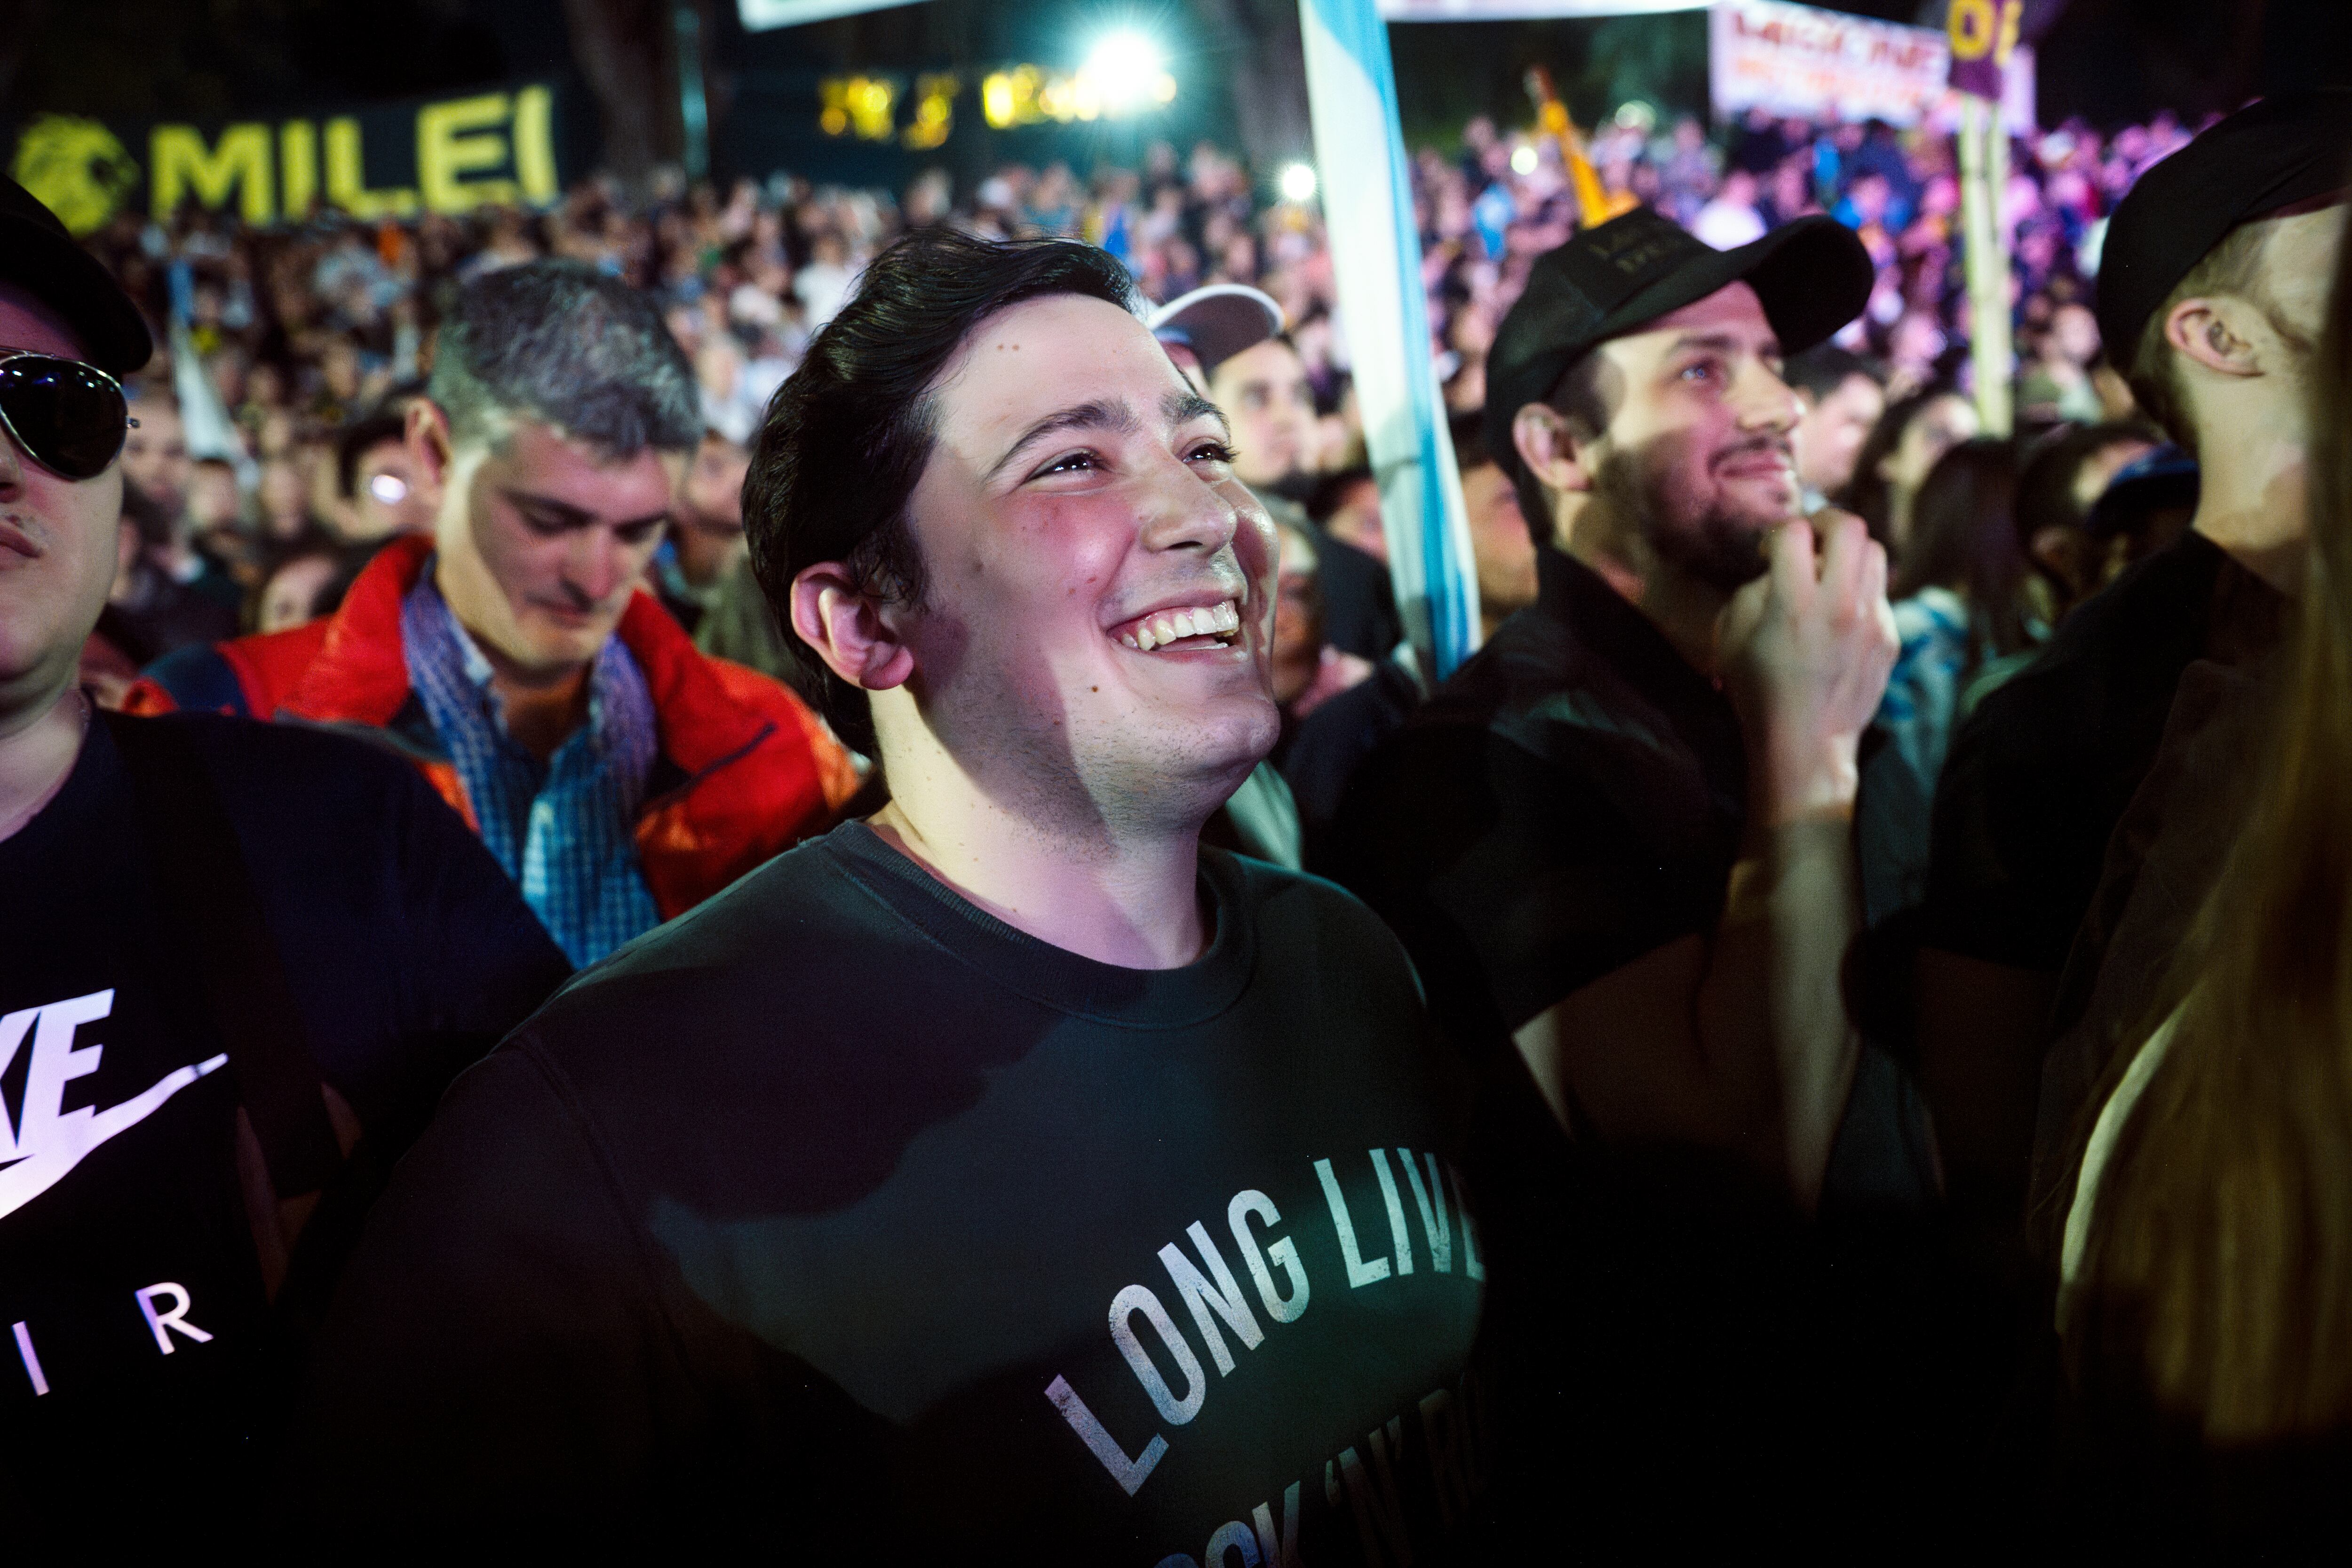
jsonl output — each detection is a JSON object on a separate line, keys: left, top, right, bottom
{"left": 0, "top": 350, "right": 135, "bottom": 481}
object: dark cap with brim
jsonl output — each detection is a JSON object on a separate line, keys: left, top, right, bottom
{"left": 0, "top": 174, "right": 152, "bottom": 374}
{"left": 2097, "top": 90, "right": 2352, "bottom": 371}
{"left": 1483, "top": 206, "right": 1873, "bottom": 484}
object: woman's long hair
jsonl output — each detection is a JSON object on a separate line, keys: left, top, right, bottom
{"left": 2063, "top": 216, "right": 2352, "bottom": 1443}
{"left": 1839, "top": 383, "right": 1962, "bottom": 552}
{"left": 1888, "top": 438, "right": 2032, "bottom": 674}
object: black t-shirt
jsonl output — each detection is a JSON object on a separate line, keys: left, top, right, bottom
{"left": 1918, "top": 531, "right": 2284, "bottom": 975}
{"left": 1279, "top": 654, "right": 1422, "bottom": 876}
{"left": 0, "top": 712, "right": 569, "bottom": 1535}
{"left": 2025, "top": 655, "right": 2273, "bottom": 1242}
{"left": 1315, "top": 533, "right": 1406, "bottom": 661}
{"left": 1330, "top": 546, "right": 1745, "bottom": 1053}
{"left": 292, "top": 823, "right": 1492, "bottom": 1560}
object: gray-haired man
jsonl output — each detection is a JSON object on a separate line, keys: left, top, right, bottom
{"left": 133, "top": 261, "right": 858, "bottom": 964}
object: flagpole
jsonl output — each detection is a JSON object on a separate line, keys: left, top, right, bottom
{"left": 1957, "top": 94, "right": 2012, "bottom": 435}
{"left": 1298, "top": 0, "right": 1481, "bottom": 680}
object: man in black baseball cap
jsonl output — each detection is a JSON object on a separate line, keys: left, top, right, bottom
{"left": 0, "top": 176, "right": 569, "bottom": 1544}
{"left": 1341, "top": 199, "right": 1888, "bottom": 1197}
{"left": 1910, "top": 92, "right": 2350, "bottom": 1243}
{"left": 1331, "top": 201, "right": 1897, "bottom": 1543}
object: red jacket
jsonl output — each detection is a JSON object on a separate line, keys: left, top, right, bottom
{"left": 127, "top": 535, "right": 861, "bottom": 921}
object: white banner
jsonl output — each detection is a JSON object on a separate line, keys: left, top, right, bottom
{"left": 736, "top": 0, "right": 923, "bottom": 32}
{"left": 1708, "top": 0, "right": 2034, "bottom": 129}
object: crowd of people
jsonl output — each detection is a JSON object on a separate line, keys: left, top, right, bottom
{"left": 6, "top": 74, "right": 2352, "bottom": 1556}
{"left": 70, "top": 103, "right": 2198, "bottom": 685}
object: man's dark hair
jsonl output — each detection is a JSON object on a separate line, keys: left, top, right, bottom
{"left": 1447, "top": 411, "right": 1493, "bottom": 473}
{"left": 1783, "top": 343, "right": 1885, "bottom": 404}
{"left": 1889, "top": 437, "right": 2031, "bottom": 672}
{"left": 335, "top": 412, "right": 409, "bottom": 499}
{"left": 743, "top": 231, "right": 1139, "bottom": 756}
{"left": 429, "top": 260, "right": 699, "bottom": 456}
{"left": 1304, "top": 463, "right": 1375, "bottom": 527}
{"left": 1842, "top": 382, "right": 1962, "bottom": 547}
{"left": 1507, "top": 351, "right": 1612, "bottom": 547}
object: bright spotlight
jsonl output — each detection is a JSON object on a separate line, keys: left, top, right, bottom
{"left": 1510, "top": 143, "right": 1539, "bottom": 176}
{"left": 1279, "top": 162, "right": 1319, "bottom": 203}
{"left": 1084, "top": 30, "right": 1169, "bottom": 113}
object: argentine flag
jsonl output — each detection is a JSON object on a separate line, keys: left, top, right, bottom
{"left": 1299, "top": 0, "right": 1480, "bottom": 679}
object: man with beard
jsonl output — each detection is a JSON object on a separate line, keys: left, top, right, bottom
{"left": 1337, "top": 205, "right": 1887, "bottom": 1203}
{"left": 1329, "top": 207, "right": 1899, "bottom": 1547}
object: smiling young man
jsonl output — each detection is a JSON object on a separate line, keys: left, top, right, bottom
{"left": 291, "top": 234, "right": 1495, "bottom": 1559}
{"left": 131, "top": 261, "right": 855, "bottom": 963}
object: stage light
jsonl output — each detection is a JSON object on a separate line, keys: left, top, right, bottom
{"left": 1083, "top": 30, "right": 1172, "bottom": 114}
{"left": 1510, "top": 143, "right": 1539, "bottom": 176}
{"left": 1279, "top": 162, "right": 1318, "bottom": 203}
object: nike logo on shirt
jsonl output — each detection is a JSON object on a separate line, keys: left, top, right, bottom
{"left": 0, "top": 990, "right": 227, "bottom": 1222}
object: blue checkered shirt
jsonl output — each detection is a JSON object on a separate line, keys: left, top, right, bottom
{"left": 401, "top": 573, "right": 663, "bottom": 967}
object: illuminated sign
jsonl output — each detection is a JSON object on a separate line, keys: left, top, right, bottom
{"left": 9, "top": 83, "right": 562, "bottom": 235}
{"left": 815, "top": 59, "right": 1177, "bottom": 145}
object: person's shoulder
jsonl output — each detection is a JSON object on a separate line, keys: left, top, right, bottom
{"left": 145, "top": 707, "right": 421, "bottom": 801}
{"left": 1214, "top": 849, "right": 1419, "bottom": 974}
{"left": 525, "top": 827, "right": 871, "bottom": 1036}
{"left": 127, "top": 642, "right": 249, "bottom": 716}
{"left": 1957, "top": 538, "right": 2217, "bottom": 746}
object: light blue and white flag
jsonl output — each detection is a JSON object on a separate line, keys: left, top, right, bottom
{"left": 1298, "top": 0, "right": 1480, "bottom": 679}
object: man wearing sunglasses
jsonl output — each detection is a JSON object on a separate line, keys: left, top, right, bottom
{"left": 0, "top": 175, "right": 575, "bottom": 1544}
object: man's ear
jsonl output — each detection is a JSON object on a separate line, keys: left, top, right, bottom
{"left": 791, "top": 563, "right": 916, "bottom": 693}
{"left": 1511, "top": 401, "right": 1593, "bottom": 501}
{"left": 2164, "top": 296, "right": 2260, "bottom": 380}
{"left": 405, "top": 399, "right": 456, "bottom": 517}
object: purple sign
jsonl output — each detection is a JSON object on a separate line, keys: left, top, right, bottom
{"left": 1947, "top": 0, "right": 2022, "bottom": 99}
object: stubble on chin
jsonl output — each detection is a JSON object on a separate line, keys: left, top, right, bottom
{"left": 1596, "top": 447, "right": 1774, "bottom": 595}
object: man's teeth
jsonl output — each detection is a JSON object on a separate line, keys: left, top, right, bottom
{"left": 1119, "top": 600, "right": 1243, "bottom": 651}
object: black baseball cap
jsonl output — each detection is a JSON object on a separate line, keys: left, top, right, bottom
{"left": 1484, "top": 206, "right": 1873, "bottom": 482}
{"left": 2097, "top": 90, "right": 2352, "bottom": 371}
{"left": 0, "top": 174, "right": 151, "bottom": 374}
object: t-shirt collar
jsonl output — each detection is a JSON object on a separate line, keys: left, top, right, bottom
{"left": 821, "top": 820, "right": 1257, "bottom": 1029}
{"left": 1532, "top": 544, "right": 1724, "bottom": 714}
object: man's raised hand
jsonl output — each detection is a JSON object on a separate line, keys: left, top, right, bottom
{"left": 1717, "top": 509, "right": 1899, "bottom": 826}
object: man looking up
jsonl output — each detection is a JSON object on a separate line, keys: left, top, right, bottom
{"left": 1339, "top": 205, "right": 1889, "bottom": 1208}
{"left": 293, "top": 233, "right": 1494, "bottom": 1558}
{"left": 1910, "top": 93, "right": 2351, "bottom": 1233}
{"left": 1331, "top": 207, "right": 1891, "bottom": 1547}
{"left": 132, "top": 261, "right": 856, "bottom": 964}
{"left": 0, "top": 175, "right": 567, "bottom": 1546}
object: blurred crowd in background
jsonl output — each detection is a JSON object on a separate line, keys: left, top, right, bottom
{"left": 78, "top": 104, "right": 2200, "bottom": 734}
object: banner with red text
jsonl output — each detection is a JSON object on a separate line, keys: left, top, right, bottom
{"left": 1708, "top": 0, "right": 2033, "bottom": 129}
